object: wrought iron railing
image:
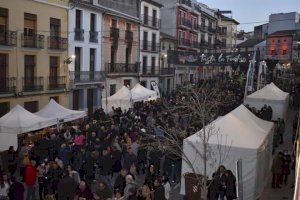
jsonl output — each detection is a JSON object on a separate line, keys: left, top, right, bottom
{"left": 142, "top": 15, "right": 161, "bottom": 29}
{"left": 48, "top": 76, "right": 66, "bottom": 90}
{"left": 0, "top": 30, "right": 17, "bottom": 46}
{"left": 21, "top": 33, "right": 44, "bottom": 49}
{"left": 74, "top": 28, "right": 84, "bottom": 41}
{"left": 0, "top": 77, "right": 16, "bottom": 94}
{"left": 105, "top": 63, "right": 139, "bottom": 74}
{"left": 48, "top": 36, "right": 68, "bottom": 50}
{"left": 89, "top": 31, "right": 98, "bottom": 43}
{"left": 22, "top": 76, "right": 44, "bottom": 92}
{"left": 141, "top": 41, "right": 160, "bottom": 52}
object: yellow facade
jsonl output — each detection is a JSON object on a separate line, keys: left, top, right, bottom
{"left": 0, "top": 0, "right": 69, "bottom": 114}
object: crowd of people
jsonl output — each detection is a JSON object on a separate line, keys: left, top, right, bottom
{"left": 0, "top": 75, "right": 297, "bottom": 200}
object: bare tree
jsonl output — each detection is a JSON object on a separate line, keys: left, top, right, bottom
{"left": 141, "top": 81, "right": 232, "bottom": 199}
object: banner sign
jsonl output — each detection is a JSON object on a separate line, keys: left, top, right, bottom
{"left": 150, "top": 81, "right": 160, "bottom": 98}
{"left": 168, "top": 50, "right": 254, "bottom": 66}
{"left": 246, "top": 61, "right": 255, "bottom": 92}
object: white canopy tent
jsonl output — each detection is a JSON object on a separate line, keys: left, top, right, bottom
{"left": 102, "top": 86, "right": 132, "bottom": 113}
{"left": 244, "top": 82, "right": 289, "bottom": 120}
{"left": 0, "top": 105, "right": 57, "bottom": 151}
{"left": 131, "top": 83, "right": 157, "bottom": 102}
{"left": 180, "top": 105, "right": 274, "bottom": 200}
{"left": 35, "top": 99, "right": 86, "bottom": 122}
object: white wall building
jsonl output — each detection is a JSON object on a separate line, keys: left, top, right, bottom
{"left": 68, "top": 1, "right": 104, "bottom": 115}
{"left": 139, "top": 0, "right": 163, "bottom": 90}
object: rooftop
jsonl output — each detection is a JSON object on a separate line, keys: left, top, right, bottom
{"left": 160, "top": 32, "right": 177, "bottom": 41}
{"left": 142, "top": 0, "right": 163, "bottom": 8}
{"left": 237, "top": 38, "right": 265, "bottom": 48}
{"left": 220, "top": 15, "right": 239, "bottom": 25}
{"left": 268, "top": 30, "right": 297, "bottom": 37}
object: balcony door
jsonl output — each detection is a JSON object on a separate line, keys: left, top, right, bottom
{"left": 49, "top": 56, "right": 59, "bottom": 88}
{"left": 142, "top": 56, "right": 147, "bottom": 74}
{"left": 75, "top": 47, "right": 81, "bottom": 80}
{"left": 151, "top": 57, "right": 155, "bottom": 74}
{"left": 152, "top": 9, "right": 157, "bottom": 27}
{"left": 0, "top": 54, "right": 7, "bottom": 92}
{"left": 90, "top": 48, "right": 95, "bottom": 80}
{"left": 87, "top": 88, "right": 94, "bottom": 116}
{"left": 24, "top": 13, "right": 37, "bottom": 47}
{"left": 152, "top": 33, "right": 156, "bottom": 51}
{"left": 143, "top": 6, "right": 148, "bottom": 25}
{"left": 143, "top": 31, "right": 148, "bottom": 50}
{"left": 24, "top": 55, "right": 35, "bottom": 90}
{"left": 50, "top": 18, "right": 61, "bottom": 49}
{"left": 0, "top": 8, "right": 8, "bottom": 45}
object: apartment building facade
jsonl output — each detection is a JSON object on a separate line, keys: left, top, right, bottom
{"left": 0, "top": 0, "right": 69, "bottom": 117}
{"left": 215, "top": 14, "right": 239, "bottom": 52}
{"left": 139, "top": 0, "right": 162, "bottom": 90}
{"left": 68, "top": 0, "right": 104, "bottom": 115}
{"left": 99, "top": 0, "right": 140, "bottom": 97}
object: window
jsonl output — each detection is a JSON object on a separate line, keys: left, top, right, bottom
{"left": 50, "top": 96, "right": 59, "bottom": 103}
{"left": 271, "top": 49, "right": 276, "bottom": 55}
{"left": 282, "top": 49, "right": 287, "bottom": 55}
{"left": 144, "top": 6, "right": 148, "bottom": 24}
{"left": 162, "top": 42, "right": 165, "bottom": 50}
{"left": 49, "top": 56, "right": 59, "bottom": 78}
{"left": 24, "top": 13, "right": 37, "bottom": 36}
{"left": 151, "top": 57, "right": 156, "bottom": 73}
{"left": 0, "top": 102, "right": 9, "bottom": 117}
{"left": 152, "top": 33, "right": 156, "bottom": 51}
{"left": 142, "top": 56, "right": 147, "bottom": 73}
{"left": 110, "top": 84, "right": 116, "bottom": 96}
{"left": 0, "top": 54, "right": 7, "bottom": 92}
{"left": 75, "top": 47, "right": 81, "bottom": 73}
{"left": 24, "top": 55, "right": 35, "bottom": 81}
{"left": 24, "top": 101, "right": 38, "bottom": 113}
{"left": 126, "top": 23, "right": 131, "bottom": 31}
{"left": 140, "top": 81, "right": 147, "bottom": 88}
{"left": 90, "top": 13, "right": 96, "bottom": 31}
{"left": 50, "top": 18, "right": 60, "bottom": 36}
{"left": 124, "top": 79, "right": 131, "bottom": 88}
{"left": 75, "top": 10, "right": 81, "bottom": 29}
{"left": 0, "top": 8, "right": 8, "bottom": 41}
{"left": 90, "top": 48, "right": 95, "bottom": 72}
{"left": 152, "top": 9, "right": 157, "bottom": 27}
{"left": 111, "top": 19, "right": 117, "bottom": 28}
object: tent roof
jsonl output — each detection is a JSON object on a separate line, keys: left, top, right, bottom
{"left": 108, "top": 86, "right": 131, "bottom": 100}
{"left": 131, "top": 83, "right": 157, "bottom": 101}
{"left": 185, "top": 105, "right": 274, "bottom": 149}
{"left": 35, "top": 99, "right": 86, "bottom": 122}
{"left": 246, "top": 82, "right": 288, "bottom": 101}
{"left": 0, "top": 105, "right": 56, "bottom": 134}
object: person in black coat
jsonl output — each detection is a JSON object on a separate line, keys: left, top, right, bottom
{"left": 114, "top": 168, "right": 127, "bottom": 193}
{"left": 154, "top": 178, "right": 166, "bottom": 200}
{"left": 57, "top": 171, "right": 78, "bottom": 200}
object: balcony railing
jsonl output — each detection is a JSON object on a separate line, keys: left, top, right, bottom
{"left": 74, "top": 28, "right": 84, "bottom": 41}
{"left": 125, "top": 30, "right": 133, "bottom": 42}
{"left": 110, "top": 27, "right": 120, "bottom": 39}
{"left": 141, "top": 67, "right": 159, "bottom": 76}
{"left": 178, "top": 38, "right": 191, "bottom": 47}
{"left": 71, "top": 71, "right": 104, "bottom": 83}
{"left": 22, "top": 77, "right": 44, "bottom": 92}
{"left": 160, "top": 68, "right": 175, "bottom": 75}
{"left": 48, "top": 36, "right": 68, "bottom": 50}
{"left": 179, "top": 0, "right": 192, "bottom": 7}
{"left": 48, "top": 76, "right": 66, "bottom": 90}
{"left": 0, "top": 31, "right": 17, "bottom": 46}
{"left": 191, "top": 23, "right": 199, "bottom": 31}
{"left": 21, "top": 33, "right": 44, "bottom": 49}
{"left": 191, "top": 41, "right": 200, "bottom": 49}
{"left": 142, "top": 15, "right": 161, "bottom": 29}
{"left": 208, "top": 27, "right": 216, "bottom": 33}
{"left": 0, "top": 77, "right": 16, "bottom": 94}
{"left": 105, "top": 63, "right": 139, "bottom": 74}
{"left": 199, "top": 25, "right": 207, "bottom": 32}
{"left": 141, "top": 41, "right": 160, "bottom": 52}
{"left": 179, "top": 18, "right": 192, "bottom": 28}
{"left": 89, "top": 31, "right": 98, "bottom": 43}
{"left": 200, "top": 40, "right": 209, "bottom": 47}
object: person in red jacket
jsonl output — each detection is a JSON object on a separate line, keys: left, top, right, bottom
{"left": 24, "top": 160, "right": 37, "bottom": 200}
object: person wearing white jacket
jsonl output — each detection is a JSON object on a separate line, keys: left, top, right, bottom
{"left": 162, "top": 174, "right": 171, "bottom": 200}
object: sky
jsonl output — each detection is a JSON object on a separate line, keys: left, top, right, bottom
{"left": 199, "top": 0, "right": 300, "bottom": 32}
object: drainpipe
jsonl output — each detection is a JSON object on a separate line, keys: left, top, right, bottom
{"left": 137, "top": 0, "right": 141, "bottom": 83}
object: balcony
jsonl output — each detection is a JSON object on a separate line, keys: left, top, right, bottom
{"left": 179, "top": 18, "right": 192, "bottom": 28}
{"left": 0, "top": 31, "right": 17, "bottom": 46}
{"left": 141, "top": 41, "right": 160, "bottom": 52}
{"left": 178, "top": 38, "right": 191, "bottom": 47}
{"left": 140, "top": 67, "right": 159, "bottom": 76}
{"left": 199, "top": 25, "right": 207, "bottom": 32}
{"left": 48, "top": 36, "right": 68, "bottom": 50}
{"left": 48, "top": 76, "right": 66, "bottom": 90}
{"left": 179, "top": 0, "right": 192, "bottom": 7}
{"left": 89, "top": 31, "right": 98, "bottom": 43}
{"left": 142, "top": 15, "right": 161, "bottom": 29}
{"left": 200, "top": 40, "right": 209, "bottom": 47}
{"left": 74, "top": 28, "right": 84, "bottom": 41}
{"left": 191, "top": 23, "right": 199, "bottom": 31}
{"left": 208, "top": 27, "right": 216, "bottom": 33}
{"left": 105, "top": 63, "right": 139, "bottom": 75}
{"left": 160, "top": 68, "right": 175, "bottom": 76}
{"left": 22, "top": 77, "right": 44, "bottom": 92}
{"left": 0, "top": 77, "right": 16, "bottom": 94}
{"left": 71, "top": 71, "right": 104, "bottom": 83}
{"left": 191, "top": 41, "right": 200, "bottom": 49}
{"left": 21, "top": 33, "right": 44, "bottom": 49}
